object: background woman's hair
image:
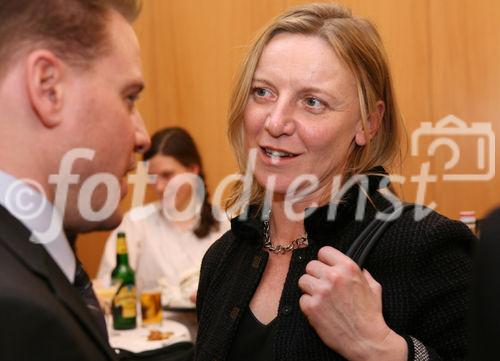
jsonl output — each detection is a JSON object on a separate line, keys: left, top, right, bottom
{"left": 226, "top": 2, "right": 406, "bottom": 212}
{"left": 144, "top": 127, "right": 220, "bottom": 238}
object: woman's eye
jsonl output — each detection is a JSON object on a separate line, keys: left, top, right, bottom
{"left": 253, "top": 87, "right": 271, "bottom": 98}
{"left": 305, "top": 97, "right": 323, "bottom": 108}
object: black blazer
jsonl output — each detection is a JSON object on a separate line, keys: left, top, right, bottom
{"left": 196, "top": 174, "right": 474, "bottom": 361}
{"left": 0, "top": 205, "right": 117, "bottom": 361}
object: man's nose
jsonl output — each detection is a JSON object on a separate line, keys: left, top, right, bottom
{"left": 134, "top": 111, "right": 151, "bottom": 154}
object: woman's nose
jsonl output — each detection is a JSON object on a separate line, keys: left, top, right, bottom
{"left": 154, "top": 179, "right": 166, "bottom": 196}
{"left": 264, "top": 100, "right": 296, "bottom": 137}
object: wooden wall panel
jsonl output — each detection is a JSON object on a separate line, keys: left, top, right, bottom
{"left": 78, "top": 0, "right": 499, "bottom": 277}
{"left": 428, "top": 0, "right": 500, "bottom": 218}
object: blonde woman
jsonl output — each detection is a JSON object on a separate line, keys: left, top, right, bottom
{"left": 195, "top": 3, "right": 474, "bottom": 361}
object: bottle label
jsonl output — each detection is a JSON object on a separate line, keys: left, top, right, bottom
{"left": 116, "top": 237, "right": 128, "bottom": 255}
{"left": 113, "top": 284, "right": 137, "bottom": 318}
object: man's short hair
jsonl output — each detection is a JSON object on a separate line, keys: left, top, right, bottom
{"left": 0, "top": 0, "right": 141, "bottom": 75}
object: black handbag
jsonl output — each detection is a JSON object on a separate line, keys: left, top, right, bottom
{"left": 345, "top": 203, "right": 415, "bottom": 268}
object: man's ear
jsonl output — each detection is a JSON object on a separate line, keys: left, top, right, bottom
{"left": 355, "top": 100, "right": 385, "bottom": 146}
{"left": 25, "top": 50, "right": 65, "bottom": 128}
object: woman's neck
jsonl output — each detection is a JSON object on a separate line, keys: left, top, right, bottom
{"left": 268, "top": 201, "right": 308, "bottom": 246}
{"left": 267, "top": 182, "right": 334, "bottom": 240}
{"left": 171, "top": 217, "right": 197, "bottom": 231}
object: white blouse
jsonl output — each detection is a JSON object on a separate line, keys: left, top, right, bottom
{"left": 96, "top": 202, "right": 230, "bottom": 293}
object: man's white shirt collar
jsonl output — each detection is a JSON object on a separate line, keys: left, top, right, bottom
{"left": 0, "top": 170, "right": 76, "bottom": 283}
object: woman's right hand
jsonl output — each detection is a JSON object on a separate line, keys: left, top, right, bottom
{"left": 298, "top": 246, "right": 407, "bottom": 361}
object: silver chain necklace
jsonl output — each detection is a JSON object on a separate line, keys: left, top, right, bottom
{"left": 262, "top": 216, "right": 308, "bottom": 255}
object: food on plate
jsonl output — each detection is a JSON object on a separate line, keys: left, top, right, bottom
{"left": 147, "top": 329, "right": 174, "bottom": 341}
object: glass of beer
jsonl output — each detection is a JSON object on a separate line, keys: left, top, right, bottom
{"left": 140, "top": 289, "right": 163, "bottom": 325}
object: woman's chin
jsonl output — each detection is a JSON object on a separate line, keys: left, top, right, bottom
{"left": 255, "top": 176, "right": 307, "bottom": 199}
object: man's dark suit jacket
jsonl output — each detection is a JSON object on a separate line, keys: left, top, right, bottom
{"left": 0, "top": 205, "right": 117, "bottom": 361}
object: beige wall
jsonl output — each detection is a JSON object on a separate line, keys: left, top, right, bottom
{"left": 78, "top": 0, "right": 500, "bottom": 277}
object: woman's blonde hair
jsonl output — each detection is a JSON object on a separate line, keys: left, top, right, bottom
{"left": 226, "top": 3, "right": 405, "bottom": 211}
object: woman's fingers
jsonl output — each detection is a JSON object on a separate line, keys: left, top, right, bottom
{"left": 297, "top": 246, "right": 389, "bottom": 360}
{"left": 317, "top": 246, "right": 357, "bottom": 267}
{"left": 299, "top": 293, "right": 314, "bottom": 317}
{"left": 304, "top": 259, "right": 330, "bottom": 279}
{"left": 298, "top": 273, "right": 319, "bottom": 295}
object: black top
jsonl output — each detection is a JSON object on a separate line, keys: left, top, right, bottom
{"left": 195, "top": 169, "right": 475, "bottom": 361}
{"left": 227, "top": 308, "right": 275, "bottom": 361}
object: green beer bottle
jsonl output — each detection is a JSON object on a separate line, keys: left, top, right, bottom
{"left": 111, "top": 232, "right": 137, "bottom": 330}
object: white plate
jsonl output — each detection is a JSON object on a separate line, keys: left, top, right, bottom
{"left": 108, "top": 320, "right": 191, "bottom": 354}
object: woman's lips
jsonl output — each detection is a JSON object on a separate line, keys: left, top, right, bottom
{"left": 259, "top": 146, "right": 300, "bottom": 165}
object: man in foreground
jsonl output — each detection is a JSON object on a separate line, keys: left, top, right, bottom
{"left": 0, "top": 0, "right": 149, "bottom": 360}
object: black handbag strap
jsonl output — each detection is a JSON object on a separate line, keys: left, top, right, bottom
{"left": 346, "top": 203, "right": 415, "bottom": 268}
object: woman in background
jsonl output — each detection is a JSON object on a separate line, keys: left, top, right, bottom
{"left": 98, "top": 127, "right": 229, "bottom": 337}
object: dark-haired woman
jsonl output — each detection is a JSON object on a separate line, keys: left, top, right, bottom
{"left": 98, "top": 127, "right": 229, "bottom": 336}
